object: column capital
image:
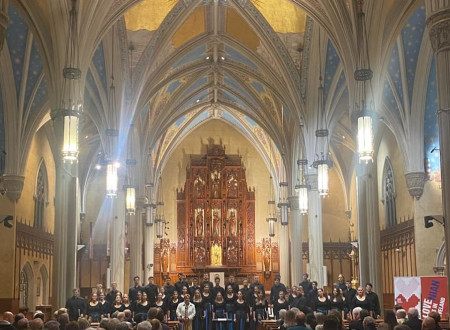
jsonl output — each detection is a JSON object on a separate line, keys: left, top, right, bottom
{"left": 288, "top": 195, "right": 299, "bottom": 210}
{"left": 426, "top": 8, "right": 450, "bottom": 53}
{"left": 305, "top": 173, "right": 318, "bottom": 190}
{"left": 2, "top": 174, "right": 25, "bottom": 202}
{"left": 405, "top": 172, "right": 426, "bottom": 200}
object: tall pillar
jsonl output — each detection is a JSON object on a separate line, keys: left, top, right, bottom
{"left": 356, "top": 162, "right": 382, "bottom": 300}
{"left": 129, "top": 202, "right": 143, "bottom": 285}
{"left": 278, "top": 223, "right": 290, "bottom": 281}
{"left": 110, "top": 190, "right": 125, "bottom": 292}
{"left": 306, "top": 173, "right": 324, "bottom": 287}
{"left": 426, "top": 1, "right": 450, "bottom": 317}
{"left": 143, "top": 204, "right": 155, "bottom": 280}
{"left": 288, "top": 195, "right": 303, "bottom": 287}
{"left": 51, "top": 112, "right": 78, "bottom": 309}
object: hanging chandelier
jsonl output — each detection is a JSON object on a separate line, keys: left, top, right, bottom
{"left": 313, "top": 77, "right": 332, "bottom": 197}
{"left": 295, "top": 159, "right": 309, "bottom": 214}
{"left": 106, "top": 162, "right": 119, "bottom": 197}
{"left": 126, "top": 186, "right": 136, "bottom": 215}
{"left": 125, "top": 125, "right": 136, "bottom": 215}
{"left": 354, "top": 2, "right": 374, "bottom": 163}
{"left": 61, "top": 1, "right": 82, "bottom": 162}
{"left": 267, "top": 177, "right": 277, "bottom": 237}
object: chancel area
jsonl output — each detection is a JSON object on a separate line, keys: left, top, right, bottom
{"left": 0, "top": 0, "right": 450, "bottom": 322}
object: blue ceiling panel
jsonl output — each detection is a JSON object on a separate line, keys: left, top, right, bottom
{"left": 401, "top": 3, "right": 426, "bottom": 105}
{"left": 25, "top": 40, "right": 45, "bottom": 115}
{"left": 6, "top": 5, "right": 29, "bottom": 102}
{"left": 387, "top": 43, "right": 404, "bottom": 109}
{"left": 424, "top": 56, "right": 439, "bottom": 178}
{"left": 224, "top": 45, "right": 258, "bottom": 71}
{"left": 224, "top": 75, "right": 258, "bottom": 108}
{"left": 173, "top": 45, "right": 207, "bottom": 69}
{"left": 178, "top": 77, "right": 208, "bottom": 100}
{"left": 167, "top": 80, "right": 182, "bottom": 94}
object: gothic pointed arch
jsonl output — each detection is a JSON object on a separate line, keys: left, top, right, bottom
{"left": 382, "top": 157, "right": 397, "bottom": 228}
{"left": 19, "top": 262, "right": 34, "bottom": 311}
{"left": 34, "top": 159, "right": 48, "bottom": 229}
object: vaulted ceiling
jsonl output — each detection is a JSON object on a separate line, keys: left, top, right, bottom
{"left": 0, "top": 0, "right": 440, "bottom": 202}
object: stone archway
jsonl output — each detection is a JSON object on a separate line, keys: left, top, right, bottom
{"left": 19, "top": 262, "right": 34, "bottom": 311}
{"left": 36, "top": 264, "right": 49, "bottom": 306}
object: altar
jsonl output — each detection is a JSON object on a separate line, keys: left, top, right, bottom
{"left": 152, "top": 146, "right": 279, "bottom": 282}
{"left": 177, "top": 146, "right": 256, "bottom": 272}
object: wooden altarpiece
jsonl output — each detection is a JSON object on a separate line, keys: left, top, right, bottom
{"left": 176, "top": 145, "right": 256, "bottom": 275}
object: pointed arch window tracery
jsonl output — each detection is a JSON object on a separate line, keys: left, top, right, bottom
{"left": 382, "top": 157, "right": 397, "bottom": 228}
{"left": 34, "top": 161, "right": 48, "bottom": 230}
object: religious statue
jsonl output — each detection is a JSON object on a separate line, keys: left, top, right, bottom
{"left": 211, "top": 170, "right": 220, "bottom": 198}
{"left": 212, "top": 211, "right": 220, "bottom": 236}
{"left": 211, "top": 244, "right": 222, "bottom": 265}
{"left": 196, "top": 213, "right": 203, "bottom": 236}
{"left": 263, "top": 248, "right": 271, "bottom": 272}
{"left": 228, "top": 210, "right": 237, "bottom": 236}
{"left": 162, "top": 249, "right": 169, "bottom": 273}
{"left": 193, "top": 174, "right": 204, "bottom": 198}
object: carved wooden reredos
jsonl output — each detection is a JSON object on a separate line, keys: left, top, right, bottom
{"left": 176, "top": 145, "right": 256, "bottom": 275}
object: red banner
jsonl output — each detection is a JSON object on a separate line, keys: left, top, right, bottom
{"left": 420, "top": 276, "right": 448, "bottom": 318}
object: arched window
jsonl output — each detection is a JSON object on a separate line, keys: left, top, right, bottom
{"left": 34, "top": 161, "right": 48, "bottom": 229}
{"left": 382, "top": 157, "right": 397, "bottom": 227}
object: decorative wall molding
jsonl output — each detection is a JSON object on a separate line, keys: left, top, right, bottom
{"left": 2, "top": 174, "right": 25, "bottom": 202}
{"left": 404, "top": 172, "right": 426, "bottom": 199}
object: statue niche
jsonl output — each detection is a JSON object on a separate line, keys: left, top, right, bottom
{"left": 176, "top": 145, "right": 256, "bottom": 271}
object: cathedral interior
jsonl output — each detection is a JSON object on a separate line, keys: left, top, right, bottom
{"left": 0, "top": 0, "right": 449, "bottom": 318}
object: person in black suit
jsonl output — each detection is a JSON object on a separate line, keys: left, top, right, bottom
{"left": 129, "top": 276, "right": 144, "bottom": 302}
{"left": 65, "top": 288, "right": 86, "bottom": 321}
{"left": 144, "top": 276, "right": 159, "bottom": 305}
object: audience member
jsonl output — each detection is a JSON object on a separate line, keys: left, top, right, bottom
{"left": 324, "top": 315, "right": 340, "bottom": 330}
{"left": 29, "top": 318, "right": 44, "bottom": 330}
{"left": 428, "top": 312, "right": 441, "bottom": 330}
{"left": 404, "top": 308, "right": 422, "bottom": 330}
{"left": 396, "top": 310, "right": 407, "bottom": 324}
{"left": 363, "top": 317, "right": 377, "bottom": 330}
{"left": 422, "top": 317, "right": 437, "bottom": 330}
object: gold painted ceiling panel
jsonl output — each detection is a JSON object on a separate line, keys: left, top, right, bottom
{"left": 124, "top": 0, "right": 177, "bottom": 31}
{"left": 172, "top": 6, "right": 206, "bottom": 49}
{"left": 251, "top": 0, "right": 307, "bottom": 33}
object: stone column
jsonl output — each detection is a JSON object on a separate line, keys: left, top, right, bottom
{"left": 0, "top": 0, "right": 9, "bottom": 52}
{"left": 305, "top": 173, "right": 324, "bottom": 287}
{"left": 143, "top": 203, "right": 155, "bottom": 280}
{"left": 278, "top": 222, "right": 290, "bottom": 281}
{"left": 110, "top": 190, "right": 125, "bottom": 292}
{"left": 288, "top": 195, "right": 303, "bottom": 287}
{"left": 129, "top": 200, "right": 143, "bottom": 285}
{"left": 356, "top": 162, "right": 382, "bottom": 302}
{"left": 426, "top": 1, "right": 450, "bottom": 317}
{"left": 50, "top": 111, "right": 78, "bottom": 309}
